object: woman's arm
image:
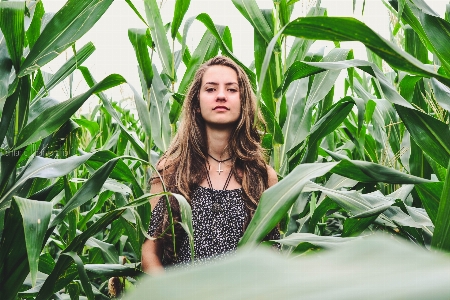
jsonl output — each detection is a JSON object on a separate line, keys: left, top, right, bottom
{"left": 267, "top": 165, "right": 278, "bottom": 188}
{"left": 141, "top": 180, "right": 165, "bottom": 274}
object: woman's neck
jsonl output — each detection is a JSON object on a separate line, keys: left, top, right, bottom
{"left": 206, "top": 126, "right": 232, "bottom": 159}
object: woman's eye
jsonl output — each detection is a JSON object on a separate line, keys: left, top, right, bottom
{"left": 228, "top": 88, "right": 238, "bottom": 93}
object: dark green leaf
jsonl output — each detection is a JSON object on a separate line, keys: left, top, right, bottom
{"left": 396, "top": 105, "right": 450, "bottom": 168}
{"left": 128, "top": 28, "right": 153, "bottom": 90}
{"left": 171, "top": 0, "right": 190, "bottom": 39}
{"left": 431, "top": 160, "right": 450, "bottom": 252}
{"left": 0, "top": 1, "right": 25, "bottom": 72}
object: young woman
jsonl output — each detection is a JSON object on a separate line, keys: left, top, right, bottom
{"left": 141, "top": 56, "right": 278, "bottom": 273}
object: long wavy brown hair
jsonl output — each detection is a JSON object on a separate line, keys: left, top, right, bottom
{"left": 150, "top": 56, "right": 269, "bottom": 264}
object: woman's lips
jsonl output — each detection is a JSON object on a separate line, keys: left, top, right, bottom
{"left": 213, "top": 106, "right": 230, "bottom": 110}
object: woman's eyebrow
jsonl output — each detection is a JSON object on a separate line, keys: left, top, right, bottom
{"left": 203, "top": 82, "right": 238, "bottom": 86}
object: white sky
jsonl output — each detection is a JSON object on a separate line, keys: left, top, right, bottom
{"left": 41, "top": 0, "right": 448, "bottom": 112}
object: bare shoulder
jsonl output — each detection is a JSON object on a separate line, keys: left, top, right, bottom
{"left": 266, "top": 165, "right": 278, "bottom": 188}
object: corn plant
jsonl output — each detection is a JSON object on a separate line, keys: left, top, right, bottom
{"left": 0, "top": 1, "right": 158, "bottom": 299}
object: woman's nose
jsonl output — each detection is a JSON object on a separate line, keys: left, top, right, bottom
{"left": 216, "top": 88, "right": 226, "bottom": 100}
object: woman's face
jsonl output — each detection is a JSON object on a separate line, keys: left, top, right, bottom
{"left": 198, "top": 65, "right": 241, "bottom": 128}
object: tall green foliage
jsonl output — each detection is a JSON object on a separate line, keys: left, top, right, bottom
{"left": 2, "top": 0, "right": 450, "bottom": 298}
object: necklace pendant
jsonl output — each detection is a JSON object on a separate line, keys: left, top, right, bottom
{"left": 217, "top": 162, "right": 223, "bottom": 175}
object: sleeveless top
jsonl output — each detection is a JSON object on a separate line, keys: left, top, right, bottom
{"left": 148, "top": 170, "right": 249, "bottom": 265}
{"left": 148, "top": 170, "right": 280, "bottom": 266}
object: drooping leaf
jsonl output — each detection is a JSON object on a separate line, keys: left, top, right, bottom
{"left": 0, "top": 153, "right": 95, "bottom": 210}
{"left": 13, "top": 197, "right": 52, "bottom": 287}
{"left": 15, "top": 74, "right": 126, "bottom": 149}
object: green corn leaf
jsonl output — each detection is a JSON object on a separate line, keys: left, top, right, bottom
{"left": 394, "top": 0, "right": 450, "bottom": 75}
{"left": 144, "top": 0, "right": 174, "bottom": 77}
{"left": 26, "top": 1, "right": 44, "bottom": 50}
{"left": 308, "top": 97, "right": 355, "bottom": 151}
{"left": 13, "top": 197, "right": 52, "bottom": 287}
{"left": 78, "top": 67, "right": 149, "bottom": 161}
{"left": 14, "top": 74, "right": 126, "bottom": 149}
{"left": 279, "top": 77, "right": 308, "bottom": 174}
{"left": 49, "top": 158, "right": 120, "bottom": 228}
{"left": 32, "top": 42, "right": 96, "bottom": 102}
{"left": 85, "top": 238, "right": 118, "bottom": 264}
{"left": 0, "top": 38, "right": 13, "bottom": 104}
{"left": 181, "top": 13, "right": 256, "bottom": 89}
{"left": 330, "top": 159, "right": 432, "bottom": 184}
{"left": 231, "top": 0, "right": 273, "bottom": 44}
{"left": 395, "top": 105, "right": 450, "bottom": 168}
{"left": 171, "top": 0, "right": 191, "bottom": 39}
{"left": 285, "top": 7, "right": 326, "bottom": 68}
{"left": 282, "top": 17, "right": 450, "bottom": 86}
{"left": 430, "top": 78, "right": 450, "bottom": 112}
{"left": 85, "top": 263, "right": 142, "bottom": 278}
{"left": 0, "top": 153, "right": 94, "bottom": 210}
{"left": 277, "top": 233, "right": 359, "bottom": 250}
{"left": 178, "top": 28, "right": 222, "bottom": 94}
{"left": 62, "top": 252, "right": 95, "bottom": 300}
{"left": 172, "top": 193, "right": 195, "bottom": 261}
{"left": 259, "top": 102, "right": 284, "bottom": 145}
{"left": 0, "top": 76, "right": 29, "bottom": 147}
{"left": 342, "top": 215, "right": 379, "bottom": 237}
{"left": 240, "top": 162, "right": 338, "bottom": 246}
{"left": 85, "top": 152, "right": 145, "bottom": 197}
{"left": 124, "top": 0, "right": 148, "bottom": 27}
{"left": 0, "top": 1, "right": 25, "bottom": 72}
{"left": 254, "top": 9, "right": 277, "bottom": 115}
{"left": 19, "top": 0, "right": 114, "bottom": 77}
{"left": 307, "top": 49, "right": 350, "bottom": 108}
{"left": 415, "top": 182, "right": 443, "bottom": 224}
{"left": 128, "top": 28, "right": 153, "bottom": 90}
{"left": 36, "top": 210, "right": 125, "bottom": 300}
{"left": 149, "top": 65, "right": 171, "bottom": 152}
{"left": 241, "top": 156, "right": 432, "bottom": 245}
{"left": 431, "top": 160, "right": 450, "bottom": 252}
{"left": 126, "top": 236, "right": 450, "bottom": 299}
{"left": 0, "top": 199, "right": 30, "bottom": 299}
{"left": 308, "top": 197, "right": 340, "bottom": 234}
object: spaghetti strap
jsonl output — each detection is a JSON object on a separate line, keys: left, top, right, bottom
{"left": 206, "top": 168, "right": 233, "bottom": 190}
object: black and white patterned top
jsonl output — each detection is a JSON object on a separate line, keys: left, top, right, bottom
{"left": 148, "top": 185, "right": 247, "bottom": 265}
{"left": 148, "top": 170, "right": 280, "bottom": 266}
